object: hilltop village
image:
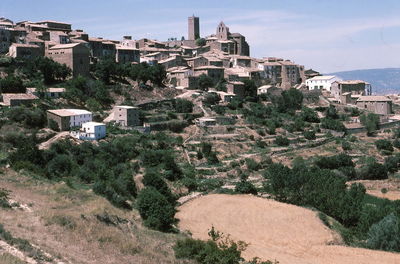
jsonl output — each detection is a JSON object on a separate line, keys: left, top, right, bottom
{"left": 1, "top": 15, "right": 400, "bottom": 264}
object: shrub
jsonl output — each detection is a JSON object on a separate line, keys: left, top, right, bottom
{"left": 274, "top": 136, "right": 289, "bottom": 146}
{"left": 46, "top": 154, "right": 74, "bottom": 178}
{"left": 384, "top": 156, "right": 400, "bottom": 173}
{"left": 0, "top": 188, "right": 11, "bottom": 208}
{"left": 359, "top": 160, "right": 388, "bottom": 180}
{"left": 235, "top": 181, "right": 257, "bottom": 195}
{"left": 245, "top": 158, "right": 260, "bottom": 171}
{"left": 198, "top": 74, "right": 213, "bottom": 91}
{"left": 375, "top": 139, "right": 393, "bottom": 153}
{"left": 393, "top": 139, "right": 400, "bottom": 149}
{"left": 197, "top": 179, "right": 223, "bottom": 192}
{"left": 320, "top": 118, "right": 346, "bottom": 132}
{"left": 174, "top": 227, "right": 247, "bottom": 264}
{"left": 360, "top": 113, "right": 380, "bottom": 136}
{"left": 301, "top": 107, "right": 320, "bottom": 123}
{"left": 366, "top": 213, "right": 400, "bottom": 252}
{"left": 303, "top": 130, "right": 316, "bottom": 140}
{"left": 342, "top": 141, "right": 351, "bottom": 151}
{"left": 175, "top": 99, "right": 193, "bottom": 113}
{"left": 136, "top": 187, "right": 175, "bottom": 232}
{"left": 0, "top": 74, "right": 26, "bottom": 93}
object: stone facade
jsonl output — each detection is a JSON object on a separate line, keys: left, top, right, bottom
{"left": 188, "top": 16, "right": 200, "bottom": 41}
{"left": 47, "top": 43, "right": 90, "bottom": 77}
{"left": 356, "top": 96, "right": 393, "bottom": 116}
{"left": 331, "top": 80, "right": 371, "bottom": 103}
{"left": 8, "top": 43, "right": 42, "bottom": 58}
{"left": 113, "top": 106, "right": 140, "bottom": 127}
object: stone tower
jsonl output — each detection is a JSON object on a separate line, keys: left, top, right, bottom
{"left": 216, "top": 21, "right": 229, "bottom": 40}
{"left": 188, "top": 15, "right": 200, "bottom": 40}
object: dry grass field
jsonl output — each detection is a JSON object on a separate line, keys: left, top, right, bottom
{"left": 177, "top": 194, "right": 400, "bottom": 264}
{"left": 0, "top": 169, "right": 189, "bottom": 264}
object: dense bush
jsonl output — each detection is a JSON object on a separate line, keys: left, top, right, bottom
{"left": 174, "top": 227, "right": 280, "bottom": 264}
{"left": 273, "top": 88, "right": 303, "bottom": 113}
{"left": 198, "top": 74, "right": 213, "bottom": 91}
{"left": 375, "top": 139, "right": 393, "bottom": 153}
{"left": 136, "top": 187, "right": 175, "bottom": 231}
{"left": 384, "top": 156, "right": 400, "bottom": 173}
{"left": 366, "top": 213, "right": 400, "bottom": 252}
{"left": 235, "top": 181, "right": 257, "bottom": 195}
{"left": 274, "top": 136, "right": 289, "bottom": 146}
{"left": 264, "top": 163, "right": 365, "bottom": 227}
{"left": 245, "top": 158, "right": 260, "bottom": 171}
{"left": 22, "top": 56, "right": 71, "bottom": 84}
{"left": 314, "top": 153, "right": 354, "bottom": 170}
{"left": 360, "top": 113, "right": 380, "bottom": 136}
{"left": 6, "top": 107, "right": 46, "bottom": 128}
{"left": 301, "top": 107, "right": 320, "bottom": 123}
{"left": 359, "top": 160, "right": 388, "bottom": 180}
{"left": 0, "top": 74, "right": 26, "bottom": 93}
{"left": 303, "top": 130, "right": 316, "bottom": 140}
{"left": 320, "top": 118, "right": 346, "bottom": 132}
{"left": 175, "top": 99, "right": 193, "bottom": 113}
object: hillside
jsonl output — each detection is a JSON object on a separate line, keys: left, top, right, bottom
{"left": 330, "top": 68, "right": 400, "bottom": 95}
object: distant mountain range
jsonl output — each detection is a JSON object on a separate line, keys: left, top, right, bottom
{"left": 329, "top": 68, "right": 400, "bottom": 95}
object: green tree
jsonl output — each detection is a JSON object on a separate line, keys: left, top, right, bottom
{"left": 235, "top": 181, "right": 257, "bottom": 195}
{"left": 175, "top": 98, "right": 193, "bottom": 113}
{"left": 149, "top": 63, "right": 167, "bottom": 87}
{"left": 367, "top": 213, "right": 400, "bottom": 252}
{"left": 94, "top": 56, "right": 117, "bottom": 84}
{"left": 136, "top": 187, "right": 175, "bottom": 231}
{"left": 243, "top": 79, "right": 257, "bottom": 98}
{"left": 198, "top": 74, "right": 213, "bottom": 91}
{"left": 196, "top": 38, "right": 206, "bottom": 47}
{"left": 360, "top": 113, "right": 380, "bottom": 136}
{"left": 0, "top": 75, "right": 26, "bottom": 93}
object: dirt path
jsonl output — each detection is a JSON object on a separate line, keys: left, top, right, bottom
{"left": 176, "top": 194, "right": 400, "bottom": 264}
{"left": 38, "top": 131, "right": 70, "bottom": 150}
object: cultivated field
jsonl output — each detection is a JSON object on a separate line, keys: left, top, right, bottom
{"left": 177, "top": 194, "right": 400, "bottom": 264}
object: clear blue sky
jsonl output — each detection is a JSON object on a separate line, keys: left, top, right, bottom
{"left": 1, "top": 0, "right": 400, "bottom": 72}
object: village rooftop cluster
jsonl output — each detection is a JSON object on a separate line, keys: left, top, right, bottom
{"left": 0, "top": 15, "right": 395, "bottom": 139}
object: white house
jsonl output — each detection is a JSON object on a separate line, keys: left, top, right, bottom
{"left": 306, "top": 75, "right": 342, "bottom": 91}
{"left": 71, "top": 122, "right": 106, "bottom": 140}
{"left": 47, "top": 109, "right": 92, "bottom": 131}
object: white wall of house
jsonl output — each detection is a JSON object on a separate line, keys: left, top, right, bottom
{"left": 306, "top": 76, "right": 341, "bottom": 91}
{"left": 68, "top": 110, "right": 92, "bottom": 127}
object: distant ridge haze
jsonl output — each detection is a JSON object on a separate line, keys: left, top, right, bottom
{"left": 329, "top": 68, "right": 400, "bottom": 95}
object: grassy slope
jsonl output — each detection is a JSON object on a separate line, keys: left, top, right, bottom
{"left": 0, "top": 169, "right": 191, "bottom": 264}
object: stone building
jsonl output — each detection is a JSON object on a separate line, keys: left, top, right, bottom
{"left": 226, "top": 81, "right": 245, "bottom": 98}
{"left": 47, "top": 43, "right": 90, "bottom": 77}
{"left": 356, "top": 96, "right": 393, "bottom": 116}
{"left": 47, "top": 109, "right": 92, "bottom": 131}
{"left": 213, "top": 21, "right": 250, "bottom": 56}
{"left": 115, "top": 45, "right": 140, "bottom": 64}
{"left": 194, "top": 65, "right": 224, "bottom": 85}
{"left": 0, "top": 27, "right": 11, "bottom": 53}
{"left": 0, "top": 93, "right": 38, "bottom": 106}
{"left": 188, "top": 15, "right": 200, "bottom": 41}
{"left": 306, "top": 75, "right": 342, "bottom": 91}
{"left": 8, "top": 43, "right": 42, "bottom": 58}
{"left": 331, "top": 80, "right": 372, "bottom": 104}
{"left": 113, "top": 106, "right": 140, "bottom": 127}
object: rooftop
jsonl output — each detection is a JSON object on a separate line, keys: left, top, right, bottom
{"left": 47, "top": 109, "right": 92, "bottom": 117}
{"left": 357, "top": 96, "right": 392, "bottom": 102}
{"left": 49, "top": 43, "right": 81, "bottom": 49}
{"left": 116, "top": 105, "right": 138, "bottom": 109}
{"left": 82, "top": 122, "right": 105, "bottom": 127}
{"left": 308, "top": 75, "right": 338, "bottom": 81}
